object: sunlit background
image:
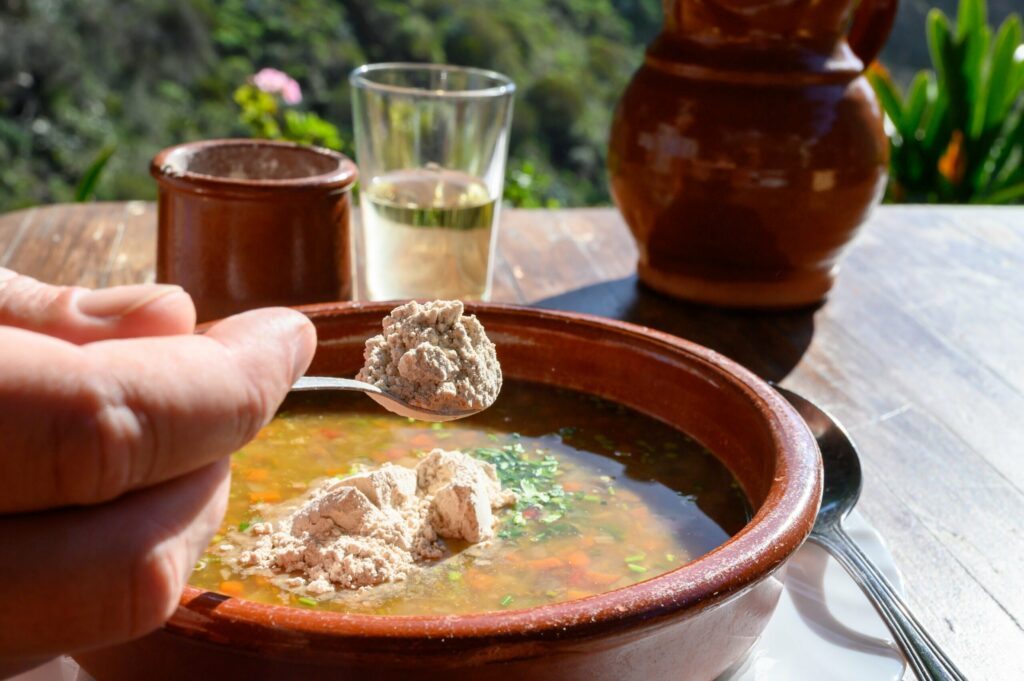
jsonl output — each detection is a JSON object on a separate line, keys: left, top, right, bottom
{"left": 0, "top": 0, "right": 1019, "bottom": 211}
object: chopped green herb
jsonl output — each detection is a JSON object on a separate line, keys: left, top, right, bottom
{"left": 624, "top": 553, "right": 646, "bottom": 563}
{"left": 447, "top": 570, "right": 462, "bottom": 582}
{"left": 297, "top": 597, "right": 317, "bottom": 607}
{"left": 487, "top": 433, "right": 500, "bottom": 442}
{"left": 607, "top": 486, "right": 616, "bottom": 496}
{"left": 665, "top": 553, "right": 677, "bottom": 562}
{"left": 430, "top": 422, "right": 444, "bottom": 431}
{"left": 545, "top": 590, "right": 560, "bottom": 598}
{"left": 238, "top": 521, "right": 250, "bottom": 532}
{"left": 627, "top": 564, "right": 649, "bottom": 574}
{"left": 582, "top": 494, "right": 602, "bottom": 503}
{"left": 472, "top": 444, "right": 574, "bottom": 541}
{"left": 500, "top": 594, "right": 514, "bottom": 607}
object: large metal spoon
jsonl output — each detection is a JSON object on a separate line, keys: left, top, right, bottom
{"left": 775, "top": 386, "right": 967, "bottom": 681}
{"left": 291, "top": 375, "right": 480, "bottom": 422}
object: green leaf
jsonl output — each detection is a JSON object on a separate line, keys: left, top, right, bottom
{"left": 963, "top": 25, "right": 991, "bottom": 139}
{"left": 922, "top": 85, "right": 952, "bottom": 159}
{"left": 867, "top": 68, "right": 904, "bottom": 132}
{"left": 978, "top": 181, "right": 1024, "bottom": 204}
{"left": 927, "top": 9, "right": 954, "bottom": 85}
{"left": 985, "top": 16, "right": 1023, "bottom": 130}
{"left": 904, "top": 72, "right": 930, "bottom": 139}
{"left": 979, "top": 105, "right": 1024, "bottom": 191}
{"left": 956, "top": 0, "right": 987, "bottom": 42}
{"left": 74, "top": 144, "right": 116, "bottom": 202}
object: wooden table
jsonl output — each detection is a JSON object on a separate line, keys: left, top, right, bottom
{"left": 2, "top": 203, "right": 1022, "bottom": 680}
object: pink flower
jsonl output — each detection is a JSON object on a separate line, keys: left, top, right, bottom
{"left": 252, "top": 68, "right": 302, "bottom": 105}
{"left": 280, "top": 80, "right": 302, "bottom": 105}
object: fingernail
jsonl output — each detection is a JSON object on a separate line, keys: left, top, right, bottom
{"left": 77, "top": 284, "right": 183, "bottom": 319}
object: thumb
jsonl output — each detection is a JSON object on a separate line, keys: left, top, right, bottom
{"left": 0, "top": 268, "right": 196, "bottom": 343}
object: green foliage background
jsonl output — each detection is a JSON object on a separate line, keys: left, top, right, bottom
{"left": 0, "top": 0, "right": 1018, "bottom": 212}
{"left": 0, "top": 0, "right": 660, "bottom": 212}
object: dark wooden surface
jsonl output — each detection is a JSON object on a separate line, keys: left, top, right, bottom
{"left": 2, "top": 202, "right": 1023, "bottom": 680}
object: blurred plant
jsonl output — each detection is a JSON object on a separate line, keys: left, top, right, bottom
{"left": 73, "top": 144, "right": 116, "bottom": 202}
{"left": 503, "top": 160, "right": 561, "bottom": 208}
{"left": 234, "top": 68, "right": 344, "bottom": 151}
{"left": 868, "top": 0, "right": 1024, "bottom": 203}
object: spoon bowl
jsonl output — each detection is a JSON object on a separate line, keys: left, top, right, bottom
{"left": 291, "top": 375, "right": 482, "bottom": 422}
{"left": 776, "top": 385, "right": 966, "bottom": 681}
{"left": 772, "top": 387, "right": 862, "bottom": 531}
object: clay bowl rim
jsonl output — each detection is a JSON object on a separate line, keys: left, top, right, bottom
{"left": 150, "top": 138, "right": 358, "bottom": 193}
{"left": 182, "top": 301, "right": 821, "bottom": 642}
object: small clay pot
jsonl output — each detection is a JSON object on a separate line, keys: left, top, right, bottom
{"left": 76, "top": 302, "right": 822, "bottom": 681}
{"left": 151, "top": 139, "right": 358, "bottom": 322}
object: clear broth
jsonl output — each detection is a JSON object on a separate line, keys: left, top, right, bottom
{"left": 190, "top": 381, "right": 750, "bottom": 615}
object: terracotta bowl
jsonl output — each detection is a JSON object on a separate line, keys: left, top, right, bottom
{"left": 76, "top": 302, "right": 821, "bottom": 681}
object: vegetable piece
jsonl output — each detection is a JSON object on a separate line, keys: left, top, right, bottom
{"left": 472, "top": 444, "right": 573, "bottom": 540}
{"left": 219, "top": 580, "right": 245, "bottom": 597}
{"left": 527, "top": 557, "right": 564, "bottom": 571}
{"left": 297, "top": 596, "right": 317, "bottom": 607}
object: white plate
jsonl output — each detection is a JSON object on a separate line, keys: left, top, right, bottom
{"left": 14, "top": 512, "right": 905, "bottom": 681}
{"left": 717, "top": 510, "right": 906, "bottom": 681}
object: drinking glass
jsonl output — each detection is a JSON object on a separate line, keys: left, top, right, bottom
{"left": 350, "top": 63, "right": 515, "bottom": 301}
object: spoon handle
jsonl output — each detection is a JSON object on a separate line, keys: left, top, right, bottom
{"left": 810, "top": 528, "right": 968, "bottom": 681}
{"left": 291, "top": 376, "right": 382, "bottom": 394}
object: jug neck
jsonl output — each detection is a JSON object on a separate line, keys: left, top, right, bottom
{"left": 651, "top": 0, "right": 867, "bottom": 84}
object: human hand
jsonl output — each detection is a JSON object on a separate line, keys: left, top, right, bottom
{"left": 0, "top": 268, "right": 316, "bottom": 675}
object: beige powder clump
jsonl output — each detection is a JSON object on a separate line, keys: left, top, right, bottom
{"left": 356, "top": 300, "right": 501, "bottom": 413}
{"left": 236, "top": 449, "right": 515, "bottom": 594}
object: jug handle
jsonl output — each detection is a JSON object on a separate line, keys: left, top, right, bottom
{"left": 847, "top": 0, "right": 899, "bottom": 69}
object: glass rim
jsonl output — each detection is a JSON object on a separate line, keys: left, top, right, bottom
{"left": 349, "top": 62, "right": 516, "bottom": 99}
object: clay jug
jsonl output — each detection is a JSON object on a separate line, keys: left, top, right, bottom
{"left": 609, "top": 0, "right": 898, "bottom": 308}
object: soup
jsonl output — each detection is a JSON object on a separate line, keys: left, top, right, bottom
{"left": 191, "top": 381, "right": 750, "bottom": 615}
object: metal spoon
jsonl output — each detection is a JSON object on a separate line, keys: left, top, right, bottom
{"left": 291, "top": 375, "right": 480, "bottom": 422}
{"left": 775, "top": 386, "right": 967, "bottom": 681}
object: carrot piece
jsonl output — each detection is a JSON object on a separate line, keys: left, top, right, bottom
{"left": 561, "top": 481, "right": 583, "bottom": 493}
{"left": 248, "top": 490, "right": 281, "bottom": 503}
{"left": 219, "top": 580, "right": 245, "bottom": 597}
{"left": 409, "top": 434, "right": 434, "bottom": 447}
{"left": 566, "top": 550, "right": 591, "bottom": 568}
{"left": 526, "top": 557, "right": 565, "bottom": 571}
{"left": 465, "top": 571, "right": 497, "bottom": 591}
{"left": 243, "top": 468, "right": 269, "bottom": 482}
{"left": 578, "top": 570, "right": 620, "bottom": 587}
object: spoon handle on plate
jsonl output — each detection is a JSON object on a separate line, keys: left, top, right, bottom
{"left": 810, "top": 528, "right": 968, "bottom": 681}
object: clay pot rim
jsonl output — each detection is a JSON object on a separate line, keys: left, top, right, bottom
{"left": 350, "top": 62, "right": 516, "bottom": 99}
{"left": 182, "top": 301, "right": 821, "bottom": 642}
{"left": 150, "top": 138, "right": 358, "bottom": 193}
